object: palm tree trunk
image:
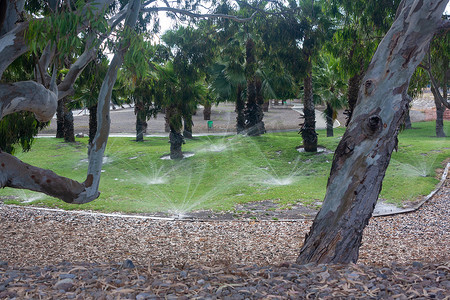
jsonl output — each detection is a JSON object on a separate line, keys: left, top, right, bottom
{"left": 236, "top": 84, "right": 245, "bottom": 134}
{"left": 344, "top": 70, "right": 364, "bottom": 126}
{"left": 301, "top": 69, "right": 317, "bottom": 152}
{"left": 255, "top": 77, "right": 266, "bottom": 135}
{"left": 404, "top": 107, "right": 412, "bottom": 129}
{"left": 183, "top": 115, "right": 193, "bottom": 139}
{"left": 63, "top": 98, "right": 75, "bottom": 142}
{"left": 203, "top": 103, "right": 211, "bottom": 120}
{"left": 135, "top": 111, "right": 145, "bottom": 142}
{"left": 56, "top": 99, "right": 64, "bottom": 138}
{"left": 166, "top": 106, "right": 184, "bottom": 159}
{"left": 326, "top": 102, "right": 333, "bottom": 137}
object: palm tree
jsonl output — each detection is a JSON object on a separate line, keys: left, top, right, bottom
{"left": 312, "top": 53, "right": 347, "bottom": 137}
{"left": 209, "top": 53, "right": 246, "bottom": 134}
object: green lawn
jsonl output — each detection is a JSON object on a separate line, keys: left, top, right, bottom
{"left": 1, "top": 121, "right": 448, "bottom": 213}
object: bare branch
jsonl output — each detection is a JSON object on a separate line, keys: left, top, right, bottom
{"left": 57, "top": 36, "right": 97, "bottom": 100}
{"left": 35, "top": 44, "right": 56, "bottom": 86}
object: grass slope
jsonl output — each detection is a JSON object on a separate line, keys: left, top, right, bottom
{"left": 1, "top": 121, "right": 448, "bottom": 213}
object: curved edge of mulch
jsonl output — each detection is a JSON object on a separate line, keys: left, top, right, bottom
{"left": 372, "top": 161, "right": 450, "bottom": 217}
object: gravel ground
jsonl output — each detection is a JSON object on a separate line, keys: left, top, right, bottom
{"left": 0, "top": 176, "right": 449, "bottom": 298}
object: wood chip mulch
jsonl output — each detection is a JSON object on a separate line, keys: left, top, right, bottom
{"left": 0, "top": 179, "right": 449, "bottom": 299}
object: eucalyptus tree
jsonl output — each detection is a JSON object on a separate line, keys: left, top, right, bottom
{"left": 72, "top": 55, "right": 109, "bottom": 143}
{"left": 0, "top": 0, "right": 143, "bottom": 203}
{"left": 296, "top": 0, "right": 449, "bottom": 264}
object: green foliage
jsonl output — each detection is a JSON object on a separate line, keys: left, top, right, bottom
{"left": 25, "top": 2, "right": 108, "bottom": 62}
{"left": 0, "top": 112, "right": 48, "bottom": 154}
{"left": 0, "top": 53, "right": 46, "bottom": 154}
{"left": 324, "top": 0, "right": 400, "bottom": 76}
{"left": 312, "top": 52, "right": 347, "bottom": 110}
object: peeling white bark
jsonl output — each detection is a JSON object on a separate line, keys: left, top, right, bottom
{"left": 0, "top": 22, "right": 28, "bottom": 79}
{"left": 0, "top": 81, "right": 57, "bottom": 122}
{"left": 83, "top": 0, "right": 142, "bottom": 201}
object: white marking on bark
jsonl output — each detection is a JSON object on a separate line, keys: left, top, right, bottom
{"left": 0, "top": 34, "right": 15, "bottom": 54}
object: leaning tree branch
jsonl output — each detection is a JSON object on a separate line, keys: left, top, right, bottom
{"left": 0, "top": 151, "right": 91, "bottom": 204}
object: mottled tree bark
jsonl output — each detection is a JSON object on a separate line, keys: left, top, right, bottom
{"left": 297, "top": 0, "right": 449, "bottom": 264}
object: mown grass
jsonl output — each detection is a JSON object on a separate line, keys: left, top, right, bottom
{"left": 1, "top": 121, "right": 448, "bottom": 213}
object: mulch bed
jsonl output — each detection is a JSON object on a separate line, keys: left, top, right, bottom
{"left": 0, "top": 179, "right": 449, "bottom": 299}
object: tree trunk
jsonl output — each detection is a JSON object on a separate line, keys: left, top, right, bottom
{"left": 243, "top": 37, "right": 265, "bottom": 136}
{"left": 56, "top": 99, "right": 64, "bottom": 138}
{"left": 262, "top": 100, "right": 269, "bottom": 112}
{"left": 326, "top": 102, "right": 333, "bottom": 137}
{"left": 432, "top": 85, "right": 446, "bottom": 137}
{"left": 183, "top": 115, "right": 193, "bottom": 139}
{"left": 164, "top": 112, "right": 170, "bottom": 133}
{"left": 135, "top": 106, "right": 146, "bottom": 142}
{"left": 166, "top": 106, "right": 184, "bottom": 159}
{"left": 88, "top": 104, "right": 97, "bottom": 144}
{"left": 255, "top": 77, "right": 266, "bottom": 135}
{"left": 203, "top": 103, "right": 211, "bottom": 120}
{"left": 63, "top": 107, "right": 75, "bottom": 143}
{"left": 236, "top": 84, "right": 245, "bottom": 134}
{"left": 404, "top": 106, "right": 412, "bottom": 129}
{"left": 344, "top": 70, "right": 364, "bottom": 126}
{"left": 300, "top": 69, "right": 317, "bottom": 152}
{"left": 297, "top": 0, "right": 448, "bottom": 264}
